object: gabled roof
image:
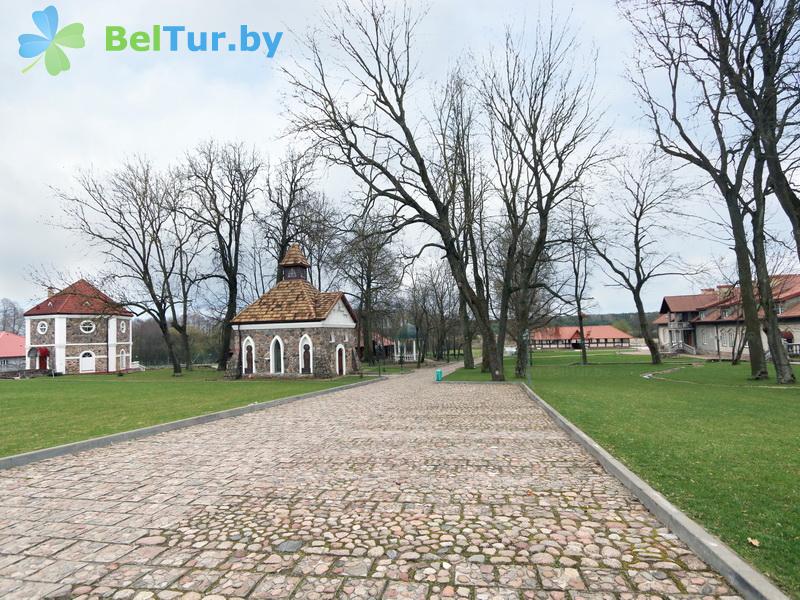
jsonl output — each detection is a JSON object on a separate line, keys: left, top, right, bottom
{"left": 531, "top": 325, "right": 632, "bottom": 341}
{"left": 0, "top": 332, "right": 24, "bottom": 358}
{"left": 279, "top": 243, "right": 311, "bottom": 268}
{"left": 24, "top": 279, "right": 133, "bottom": 317}
{"left": 232, "top": 279, "right": 356, "bottom": 325}
{"left": 659, "top": 293, "right": 718, "bottom": 314}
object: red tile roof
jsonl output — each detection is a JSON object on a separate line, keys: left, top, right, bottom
{"left": 531, "top": 325, "right": 632, "bottom": 341}
{"left": 660, "top": 293, "right": 718, "bottom": 313}
{"left": 24, "top": 279, "right": 133, "bottom": 317}
{"left": 0, "top": 332, "right": 24, "bottom": 358}
{"left": 654, "top": 275, "right": 800, "bottom": 324}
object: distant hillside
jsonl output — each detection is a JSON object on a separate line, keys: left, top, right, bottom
{"left": 551, "top": 312, "right": 659, "bottom": 337}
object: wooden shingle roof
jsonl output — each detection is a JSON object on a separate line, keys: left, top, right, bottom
{"left": 232, "top": 279, "right": 356, "bottom": 325}
{"left": 279, "top": 243, "right": 311, "bottom": 267}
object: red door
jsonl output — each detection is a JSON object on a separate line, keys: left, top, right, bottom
{"left": 38, "top": 348, "right": 49, "bottom": 370}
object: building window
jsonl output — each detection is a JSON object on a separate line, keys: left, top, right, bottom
{"left": 37, "top": 321, "right": 48, "bottom": 334}
{"left": 776, "top": 303, "right": 784, "bottom": 315}
{"left": 120, "top": 320, "right": 127, "bottom": 333}
{"left": 80, "top": 320, "right": 96, "bottom": 334}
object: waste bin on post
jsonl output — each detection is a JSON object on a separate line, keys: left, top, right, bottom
{"left": 435, "top": 369, "right": 443, "bottom": 382}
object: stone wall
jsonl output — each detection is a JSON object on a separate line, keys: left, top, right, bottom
{"left": 228, "top": 326, "right": 359, "bottom": 378}
{"left": 29, "top": 317, "right": 55, "bottom": 347}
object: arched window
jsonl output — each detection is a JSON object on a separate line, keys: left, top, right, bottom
{"left": 271, "top": 336, "right": 284, "bottom": 374}
{"left": 119, "top": 349, "right": 127, "bottom": 370}
{"left": 299, "top": 334, "right": 313, "bottom": 375}
{"left": 335, "top": 343, "right": 346, "bottom": 376}
{"left": 242, "top": 337, "right": 255, "bottom": 375}
{"left": 80, "top": 320, "right": 96, "bottom": 334}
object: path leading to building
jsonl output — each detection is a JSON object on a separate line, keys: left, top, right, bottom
{"left": 0, "top": 370, "right": 739, "bottom": 599}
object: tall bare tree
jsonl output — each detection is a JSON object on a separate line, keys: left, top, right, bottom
{"left": 624, "top": 0, "right": 770, "bottom": 378}
{"left": 480, "top": 25, "right": 608, "bottom": 370}
{"left": 184, "top": 141, "right": 262, "bottom": 371}
{"left": 284, "top": 1, "right": 509, "bottom": 379}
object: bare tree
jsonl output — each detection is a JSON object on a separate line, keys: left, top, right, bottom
{"left": 566, "top": 197, "right": 594, "bottom": 365}
{"left": 337, "top": 202, "right": 403, "bottom": 364}
{"left": 59, "top": 159, "right": 186, "bottom": 374}
{"left": 682, "top": 0, "right": 800, "bottom": 262}
{"left": 0, "top": 299, "right": 24, "bottom": 334}
{"left": 284, "top": 1, "right": 508, "bottom": 379}
{"left": 259, "top": 148, "right": 317, "bottom": 282}
{"left": 184, "top": 141, "right": 261, "bottom": 371}
{"left": 584, "top": 151, "right": 689, "bottom": 365}
{"left": 298, "top": 193, "right": 343, "bottom": 291}
{"left": 480, "top": 24, "right": 608, "bottom": 373}
{"left": 623, "top": 0, "right": 770, "bottom": 378}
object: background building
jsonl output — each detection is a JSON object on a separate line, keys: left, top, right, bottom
{"left": 24, "top": 280, "right": 134, "bottom": 374}
{"left": 230, "top": 245, "right": 358, "bottom": 378}
{"left": 0, "top": 331, "right": 25, "bottom": 373}
{"left": 654, "top": 275, "right": 800, "bottom": 356}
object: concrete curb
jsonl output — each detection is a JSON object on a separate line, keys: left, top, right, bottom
{"left": 0, "top": 376, "right": 386, "bottom": 471}
{"left": 518, "top": 382, "right": 788, "bottom": 600}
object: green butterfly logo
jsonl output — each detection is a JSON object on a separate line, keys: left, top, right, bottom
{"left": 18, "top": 6, "right": 85, "bottom": 76}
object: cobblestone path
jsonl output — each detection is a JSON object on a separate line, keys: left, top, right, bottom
{"left": 0, "top": 370, "right": 739, "bottom": 599}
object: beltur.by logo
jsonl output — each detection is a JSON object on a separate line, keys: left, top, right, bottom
{"left": 17, "top": 6, "right": 284, "bottom": 77}
{"left": 18, "top": 5, "right": 85, "bottom": 76}
{"left": 106, "top": 25, "right": 283, "bottom": 57}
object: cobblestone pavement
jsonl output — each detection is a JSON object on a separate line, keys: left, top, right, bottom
{"left": 0, "top": 370, "right": 740, "bottom": 599}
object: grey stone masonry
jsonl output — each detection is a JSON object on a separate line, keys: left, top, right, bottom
{"left": 228, "top": 326, "right": 359, "bottom": 378}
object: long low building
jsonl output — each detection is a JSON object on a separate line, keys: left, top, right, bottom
{"left": 0, "top": 332, "right": 25, "bottom": 372}
{"left": 654, "top": 274, "right": 800, "bottom": 356}
{"left": 531, "top": 325, "right": 632, "bottom": 349}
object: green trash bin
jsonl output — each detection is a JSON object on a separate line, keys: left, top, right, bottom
{"left": 435, "top": 368, "right": 443, "bottom": 382}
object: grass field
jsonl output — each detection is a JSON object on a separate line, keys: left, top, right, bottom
{"left": 0, "top": 369, "right": 362, "bottom": 458}
{"left": 446, "top": 351, "right": 800, "bottom": 597}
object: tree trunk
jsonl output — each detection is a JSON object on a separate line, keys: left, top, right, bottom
{"left": 514, "top": 290, "right": 530, "bottom": 379}
{"left": 750, "top": 176, "right": 794, "bottom": 383}
{"left": 723, "top": 195, "right": 768, "bottom": 379}
{"left": 634, "top": 292, "right": 661, "bottom": 365}
{"left": 362, "top": 292, "right": 374, "bottom": 364}
{"left": 576, "top": 298, "right": 588, "bottom": 366}
{"left": 459, "top": 295, "right": 475, "bottom": 369}
{"left": 174, "top": 326, "right": 193, "bottom": 371}
{"left": 160, "top": 321, "right": 182, "bottom": 375}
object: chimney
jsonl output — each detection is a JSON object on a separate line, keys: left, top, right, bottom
{"left": 47, "top": 286, "right": 57, "bottom": 298}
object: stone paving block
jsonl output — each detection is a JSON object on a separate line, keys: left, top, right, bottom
{"left": 336, "top": 577, "right": 385, "bottom": 599}
{"left": 292, "top": 575, "right": 343, "bottom": 598}
{"left": 249, "top": 573, "right": 301, "bottom": 598}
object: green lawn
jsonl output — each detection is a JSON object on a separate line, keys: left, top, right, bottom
{"left": 446, "top": 351, "right": 800, "bottom": 597}
{"left": 0, "top": 369, "right": 363, "bottom": 458}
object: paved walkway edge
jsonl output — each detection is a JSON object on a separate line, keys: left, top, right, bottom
{"left": 518, "top": 382, "right": 788, "bottom": 600}
{"left": 0, "top": 376, "right": 386, "bottom": 471}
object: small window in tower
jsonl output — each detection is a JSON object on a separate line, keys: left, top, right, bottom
{"left": 80, "top": 320, "right": 96, "bottom": 334}
{"left": 120, "top": 320, "right": 127, "bottom": 333}
{"left": 37, "top": 321, "right": 48, "bottom": 334}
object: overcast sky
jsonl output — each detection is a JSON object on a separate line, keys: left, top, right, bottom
{"left": 0, "top": 0, "right": 776, "bottom": 314}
